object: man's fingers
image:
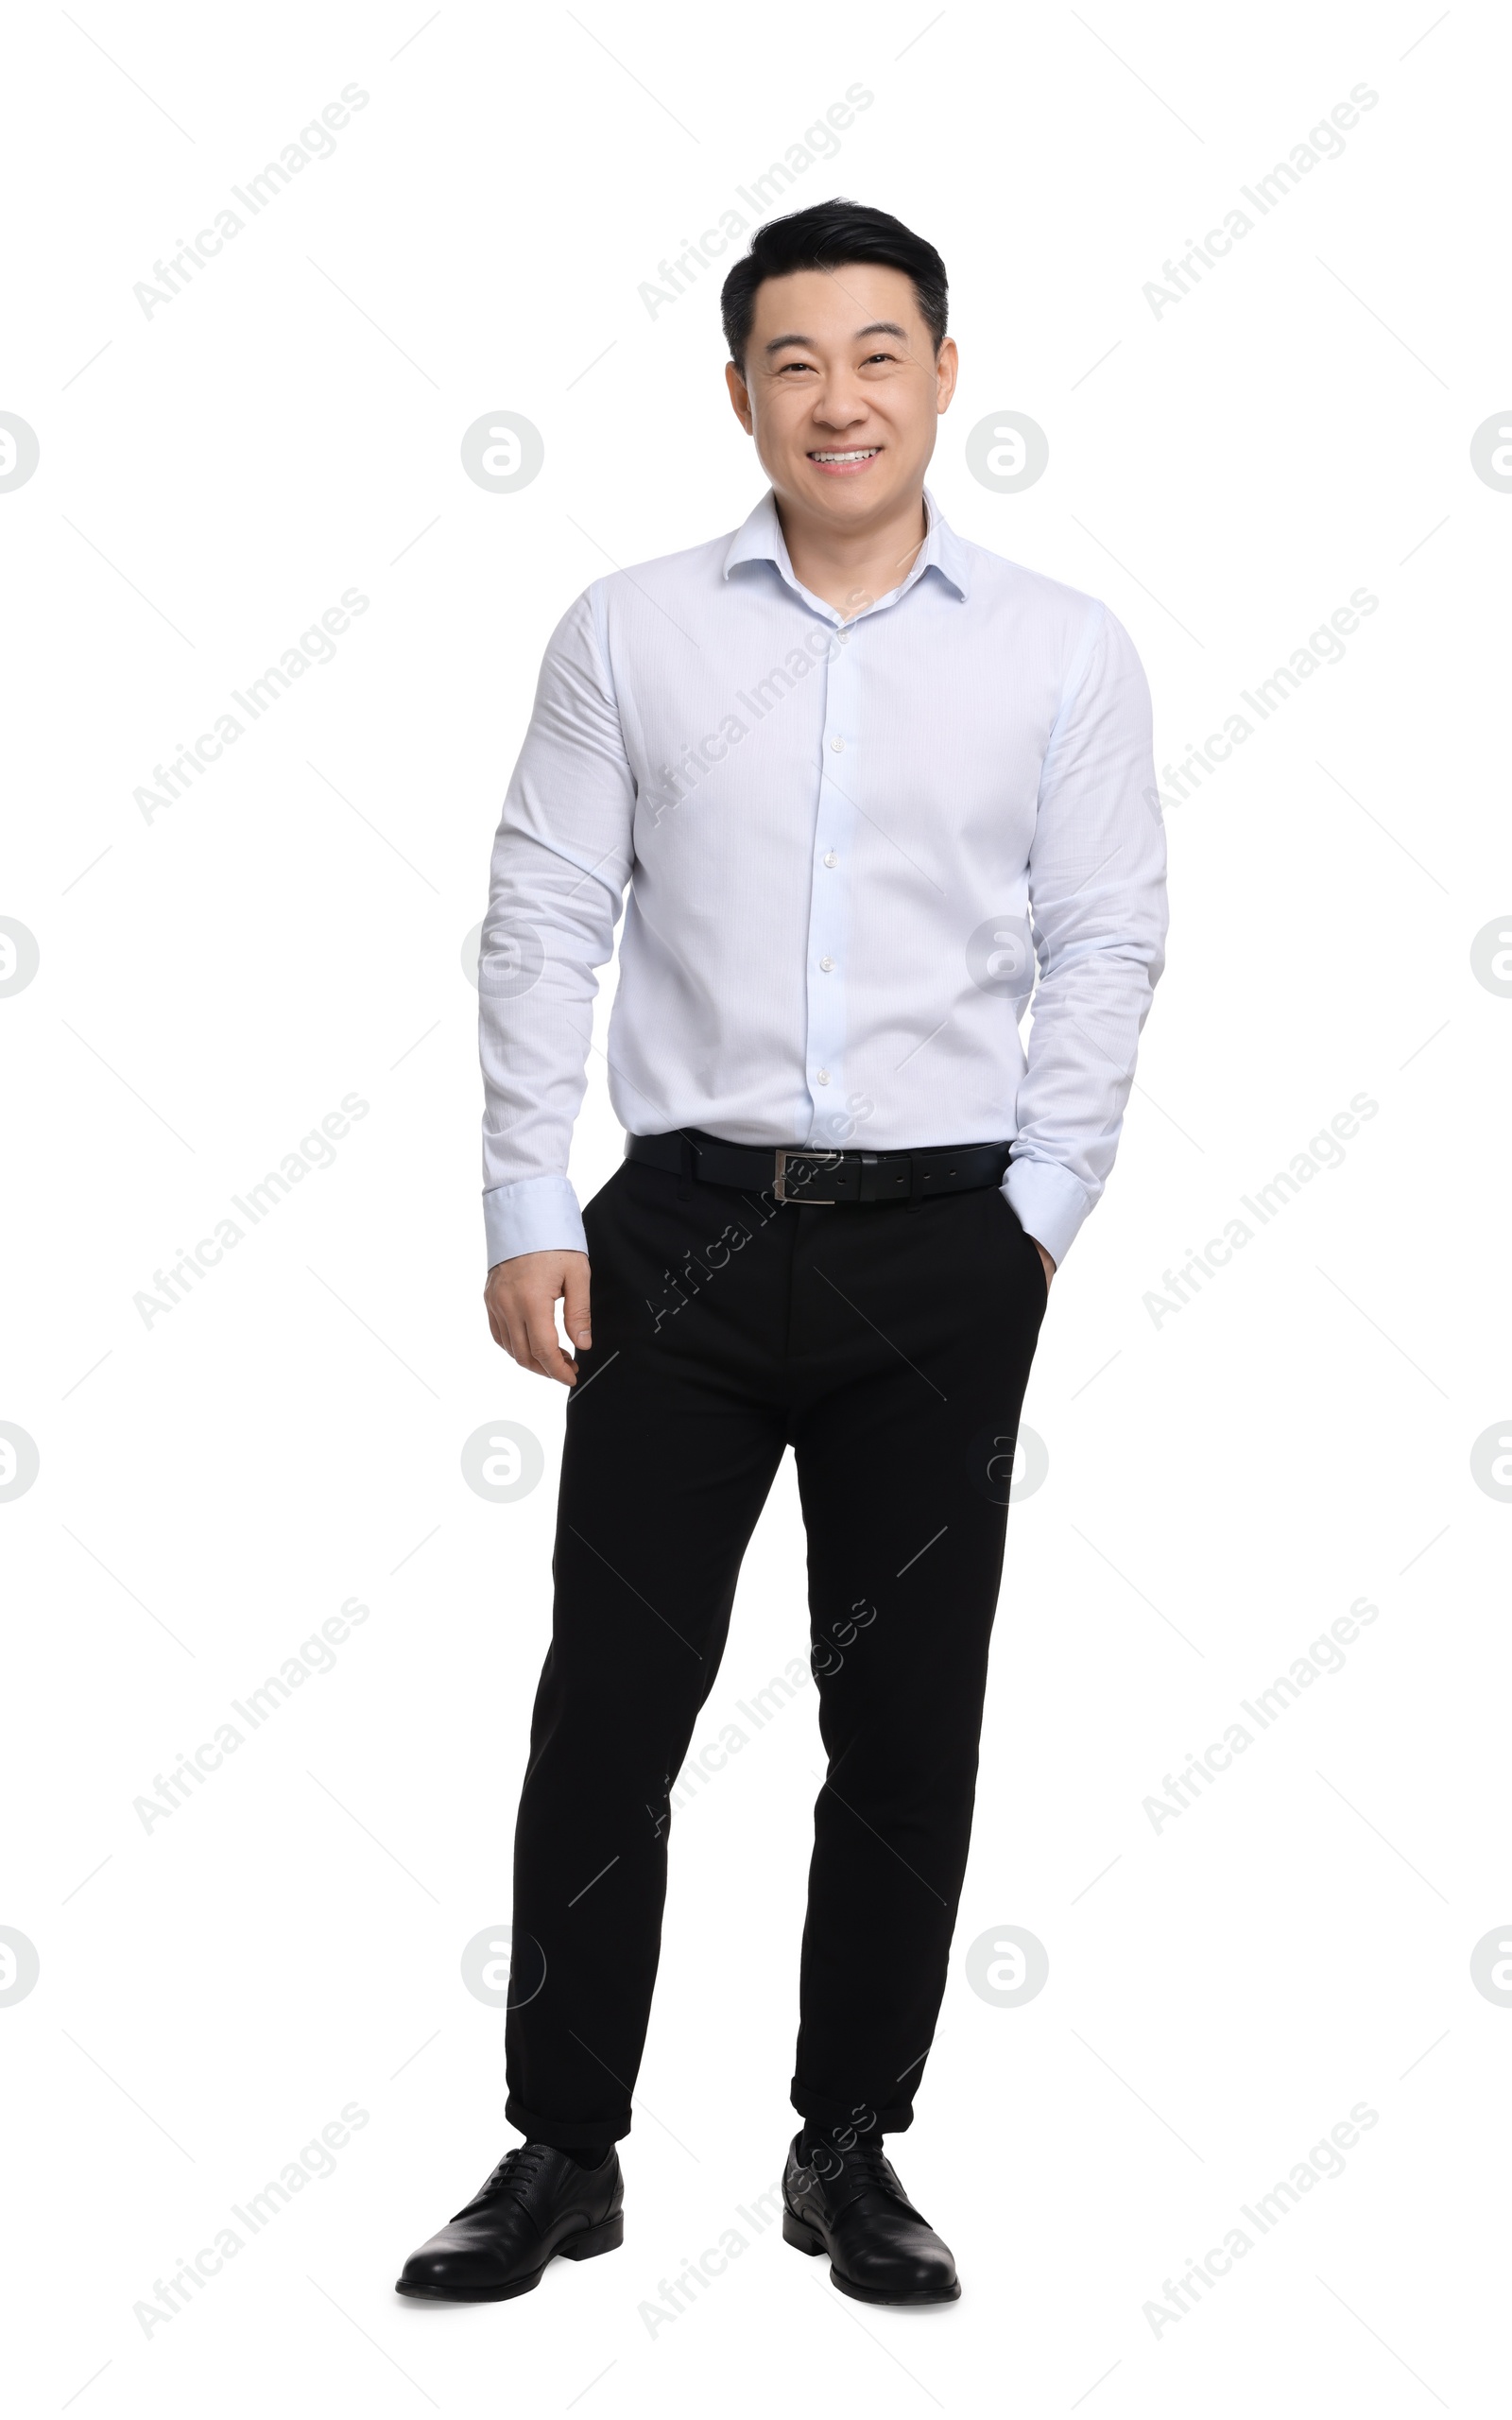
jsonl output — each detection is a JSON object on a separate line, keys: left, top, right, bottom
{"left": 483, "top": 1253, "right": 591, "bottom": 1385}
{"left": 562, "top": 1259, "right": 593, "bottom": 1350}
{"left": 501, "top": 1307, "right": 558, "bottom": 1381}
{"left": 523, "top": 1304, "right": 576, "bottom": 1386}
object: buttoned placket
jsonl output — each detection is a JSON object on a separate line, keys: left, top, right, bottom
{"left": 762, "top": 523, "right": 943, "bottom": 1156}
{"left": 803, "top": 604, "right": 853, "bottom": 1145}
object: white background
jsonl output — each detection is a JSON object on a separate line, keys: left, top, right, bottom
{"left": 4, "top": 2, "right": 1508, "bottom": 2412}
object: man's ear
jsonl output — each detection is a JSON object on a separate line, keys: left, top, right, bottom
{"left": 725, "top": 359, "right": 754, "bottom": 434}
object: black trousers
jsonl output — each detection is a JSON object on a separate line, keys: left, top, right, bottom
{"left": 503, "top": 1145, "right": 1048, "bottom": 2150}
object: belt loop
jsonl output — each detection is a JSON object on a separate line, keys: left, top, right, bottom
{"left": 677, "top": 1134, "right": 693, "bottom": 1201}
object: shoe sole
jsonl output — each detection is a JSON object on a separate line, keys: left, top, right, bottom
{"left": 394, "top": 2210, "right": 624, "bottom": 2302}
{"left": 782, "top": 2209, "right": 961, "bottom": 2305}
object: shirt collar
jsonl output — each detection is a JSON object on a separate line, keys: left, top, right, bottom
{"left": 722, "top": 483, "right": 971, "bottom": 612}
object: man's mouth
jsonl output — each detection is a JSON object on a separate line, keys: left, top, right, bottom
{"left": 807, "top": 446, "right": 881, "bottom": 472}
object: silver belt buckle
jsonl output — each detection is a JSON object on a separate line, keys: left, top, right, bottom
{"left": 773, "top": 1148, "right": 841, "bottom": 1205}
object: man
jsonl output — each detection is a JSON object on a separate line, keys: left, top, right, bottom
{"left": 397, "top": 199, "right": 1166, "bottom": 2308}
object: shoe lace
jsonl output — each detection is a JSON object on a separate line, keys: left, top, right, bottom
{"left": 840, "top": 2135, "right": 892, "bottom": 2187}
{"left": 466, "top": 2144, "right": 552, "bottom": 2212}
{"left": 805, "top": 2132, "right": 894, "bottom": 2195}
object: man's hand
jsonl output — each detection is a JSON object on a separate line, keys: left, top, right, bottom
{"left": 485, "top": 1250, "right": 592, "bottom": 1386}
{"left": 1034, "top": 1239, "right": 1057, "bottom": 1293}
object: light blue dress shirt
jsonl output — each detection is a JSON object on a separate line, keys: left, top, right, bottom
{"left": 479, "top": 485, "right": 1166, "bottom": 1270}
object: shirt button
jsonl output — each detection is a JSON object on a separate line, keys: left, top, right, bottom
{"left": 823, "top": 850, "right": 837, "bottom": 868}
{"left": 829, "top": 735, "right": 844, "bottom": 752}
{"left": 816, "top": 1069, "right": 831, "bottom": 1085}
{"left": 819, "top": 956, "right": 834, "bottom": 972}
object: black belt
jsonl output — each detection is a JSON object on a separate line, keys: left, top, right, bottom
{"left": 626, "top": 1127, "right": 1013, "bottom": 1206}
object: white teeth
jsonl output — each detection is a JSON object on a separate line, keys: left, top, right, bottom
{"left": 811, "top": 448, "right": 877, "bottom": 462}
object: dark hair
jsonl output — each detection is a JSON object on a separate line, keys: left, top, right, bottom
{"left": 720, "top": 198, "right": 948, "bottom": 370}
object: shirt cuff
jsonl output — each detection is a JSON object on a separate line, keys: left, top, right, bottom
{"left": 1003, "top": 1154, "right": 1095, "bottom": 1269}
{"left": 484, "top": 1174, "right": 588, "bottom": 1270}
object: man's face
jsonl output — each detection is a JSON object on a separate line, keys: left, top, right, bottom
{"left": 726, "top": 263, "right": 956, "bottom": 534}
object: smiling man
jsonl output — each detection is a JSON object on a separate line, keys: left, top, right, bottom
{"left": 397, "top": 199, "right": 1167, "bottom": 2310}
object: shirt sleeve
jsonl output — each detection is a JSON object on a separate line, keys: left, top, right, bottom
{"left": 479, "top": 584, "right": 635, "bottom": 1269}
{"left": 1003, "top": 602, "right": 1168, "bottom": 1267}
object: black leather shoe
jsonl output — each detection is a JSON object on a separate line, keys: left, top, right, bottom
{"left": 395, "top": 2143, "right": 624, "bottom": 2302}
{"left": 782, "top": 2131, "right": 960, "bottom": 2305}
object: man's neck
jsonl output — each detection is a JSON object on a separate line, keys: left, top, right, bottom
{"left": 775, "top": 490, "right": 929, "bottom": 621}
